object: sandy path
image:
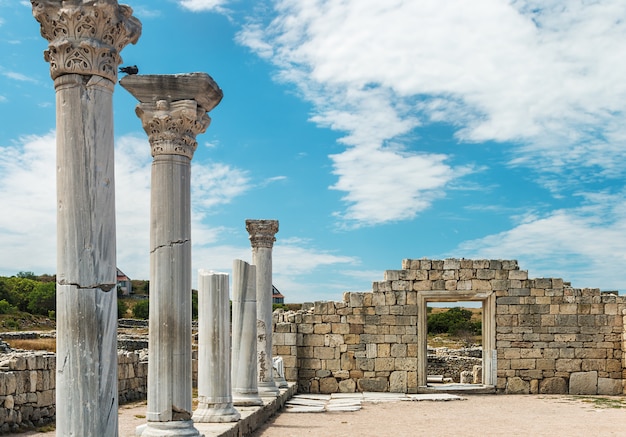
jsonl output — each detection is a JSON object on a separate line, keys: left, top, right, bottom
{"left": 13, "top": 394, "right": 626, "bottom": 436}
{"left": 252, "top": 395, "right": 625, "bottom": 437}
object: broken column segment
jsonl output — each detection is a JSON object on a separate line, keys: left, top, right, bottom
{"left": 193, "top": 270, "right": 240, "bottom": 423}
{"left": 31, "top": 1, "right": 140, "bottom": 435}
{"left": 231, "top": 259, "right": 264, "bottom": 406}
{"left": 120, "top": 73, "right": 222, "bottom": 437}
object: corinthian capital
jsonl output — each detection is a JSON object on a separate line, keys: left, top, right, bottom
{"left": 246, "top": 220, "right": 279, "bottom": 249}
{"left": 31, "top": 0, "right": 142, "bottom": 82}
{"left": 135, "top": 99, "right": 210, "bottom": 159}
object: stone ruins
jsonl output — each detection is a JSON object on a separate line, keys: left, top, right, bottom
{"left": 3, "top": 0, "right": 622, "bottom": 435}
{"left": 273, "top": 258, "right": 625, "bottom": 396}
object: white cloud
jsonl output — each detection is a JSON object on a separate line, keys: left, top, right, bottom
{"left": 0, "top": 132, "right": 253, "bottom": 281}
{"left": 3, "top": 71, "right": 38, "bottom": 83}
{"left": 238, "top": 0, "right": 626, "bottom": 219}
{"left": 0, "top": 132, "right": 56, "bottom": 276}
{"left": 330, "top": 145, "right": 469, "bottom": 226}
{"left": 178, "top": 0, "right": 230, "bottom": 12}
{"left": 190, "top": 237, "right": 360, "bottom": 301}
{"left": 453, "top": 191, "right": 626, "bottom": 291}
{"left": 0, "top": 95, "right": 6, "bottom": 103}
{"left": 191, "top": 161, "right": 251, "bottom": 210}
{"left": 131, "top": 5, "right": 162, "bottom": 19}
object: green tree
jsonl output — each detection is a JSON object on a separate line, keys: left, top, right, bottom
{"left": 427, "top": 307, "right": 479, "bottom": 335}
{"left": 27, "top": 282, "right": 56, "bottom": 315}
{"left": 16, "top": 271, "right": 37, "bottom": 280}
{"left": 132, "top": 300, "right": 149, "bottom": 319}
{"left": 5, "top": 277, "right": 38, "bottom": 311}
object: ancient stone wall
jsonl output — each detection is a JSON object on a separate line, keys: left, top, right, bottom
{"left": 272, "top": 258, "right": 626, "bottom": 396}
{"left": 0, "top": 349, "right": 149, "bottom": 432}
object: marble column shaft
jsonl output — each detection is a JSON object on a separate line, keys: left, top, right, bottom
{"left": 31, "top": 2, "right": 140, "bottom": 436}
{"left": 231, "top": 260, "right": 263, "bottom": 406}
{"left": 120, "top": 73, "right": 222, "bottom": 437}
{"left": 245, "top": 220, "right": 279, "bottom": 397}
{"left": 193, "top": 270, "right": 240, "bottom": 423}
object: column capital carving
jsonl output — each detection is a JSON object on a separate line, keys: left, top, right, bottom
{"left": 31, "top": 0, "right": 141, "bottom": 82}
{"left": 135, "top": 99, "right": 211, "bottom": 159}
{"left": 245, "top": 220, "right": 279, "bottom": 249}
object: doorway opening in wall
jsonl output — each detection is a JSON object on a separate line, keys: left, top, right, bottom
{"left": 426, "top": 302, "right": 482, "bottom": 385}
{"left": 417, "top": 291, "right": 496, "bottom": 393}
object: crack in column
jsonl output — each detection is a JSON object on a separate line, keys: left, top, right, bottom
{"left": 57, "top": 280, "right": 116, "bottom": 292}
{"left": 150, "top": 239, "right": 190, "bottom": 254}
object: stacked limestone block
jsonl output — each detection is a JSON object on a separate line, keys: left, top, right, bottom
{"left": 0, "top": 352, "right": 56, "bottom": 432}
{"left": 496, "top": 281, "right": 625, "bottom": 395}
{"left": 117, "top": 350, "right": 148, "bottom": 403}
{"left": 273, "top": 295, "right": 419, "bottom": 394}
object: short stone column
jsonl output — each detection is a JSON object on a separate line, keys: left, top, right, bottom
{"left": 231, "top": 259, "right": 263, "bottom": 406}
{"left": 121, "top": 73, "right": 222, "bottom": 437}
{"left": 245, "top": 220, "right": 280, "bottom": 397}
{"left": 193, "top": 270, "right": 240, "bottom": 423}
{"left": 31, "top": 2, "right": 140, "bottom": 435}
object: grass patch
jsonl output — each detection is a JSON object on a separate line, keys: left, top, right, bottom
{"left": 134, "top": 414, "right": 146, "bottom": 419}
{"left": 6, "top": 338, "right": 56, "bottom": 353}
{"left": 573, "top": 396, "right": 626, "bottom": 409}
{"left": 427, "top": 333, "right": 481, "bottom": 349}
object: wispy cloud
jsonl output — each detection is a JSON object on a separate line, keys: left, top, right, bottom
{"left": 238, "top": 0, "right": 626, "bottom": 221}
{"left": 453, "top": 190, "right": 626, "bottom": 291}
{"left": 0, "top": 132, "right": 56, "bottom": 275}
{"left": 330, "top": 145, "right": 471, "bottom": 227}
{"left": 131, "top": 5, "right": 162, "bottom": 19}
{"left": 3, "top": 71, "right": 39, "bottom": 83}
{"left": 178, "top": 0, "right": 230, "bottom": 12}
{"left": 0, "top": 132, "right": 253, "bottom": 280}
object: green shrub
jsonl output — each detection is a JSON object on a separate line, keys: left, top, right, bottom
{"left": 0, "top": 299, "right": 15, "bottom": 314}
{"left": 118, "top": 299, "right": 128, "bottom": 319}
{"left": 132, "top": 300, "right": 149, "bottom": 319}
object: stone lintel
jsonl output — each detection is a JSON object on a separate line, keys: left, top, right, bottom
{"left": 119, "top": 73, "right": 223, "bottom": 113}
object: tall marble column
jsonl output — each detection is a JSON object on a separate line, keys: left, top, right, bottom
{"left": 193, "top": 270, "right": 240, "bottom": 423}
{"left": 31, "top": 2, "right": 140, "bottom": 435}
{"left": 231, "top": 260, "right": 263, "bottom": 406}
{"left": 120, "top": 74, "right": 222, "bottom": 437}
{"left": 245, "top": 219, "right": 280, "bottom": 397}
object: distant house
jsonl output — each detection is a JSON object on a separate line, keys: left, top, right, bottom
{"left": 117, "top": 268, "right": 132, "bottom": 295}
{"left": 272, "top": 285, "right": 284, "bottom": 304}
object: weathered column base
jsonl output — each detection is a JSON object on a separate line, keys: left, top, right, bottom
{"left": 257, "top": 381, "right": 280, "bottom": 397}
{"left": 274, "top": 375, "right": 289, "bottom": 389}
{"left": 192, "top": 403, "right": 240, "bottom": 423}
{"left": 136, "top": 421, "right": 202, "bottom": 437}
{"left": 232, "top": 390, "right": 264, "bottom": 407}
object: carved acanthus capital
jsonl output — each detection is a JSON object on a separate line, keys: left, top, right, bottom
{"left": 31, "top": 0, "right": 141, "bottom": 82}
{"left": 136, "top": 99, "right": 211, "bottom": 159}
{"left": 246, "top": 220, "right": 279, "bottom": 249}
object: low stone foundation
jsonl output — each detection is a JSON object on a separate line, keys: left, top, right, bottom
{"left": 427, "top": 348, "right": 482, "bottom": 383}
{"left": 0, "top": 349, "right": 149, "bottom": 433}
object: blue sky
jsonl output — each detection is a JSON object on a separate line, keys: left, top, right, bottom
{"left": 1, "top": 0, "right": 626, "bottom": 302}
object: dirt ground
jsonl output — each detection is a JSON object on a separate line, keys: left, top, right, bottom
{"left": 15, "top": 394, "right": 626, "bottom": 436}
{"left": 252, "top": 395, "right": 626, "bottom": 437}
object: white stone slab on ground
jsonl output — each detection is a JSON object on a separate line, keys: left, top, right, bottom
{"left": 405, "top": 393, "right": 465, "bottom": 401}
{"left": 283, "top": 392, "right": 465, "bottom": 413}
